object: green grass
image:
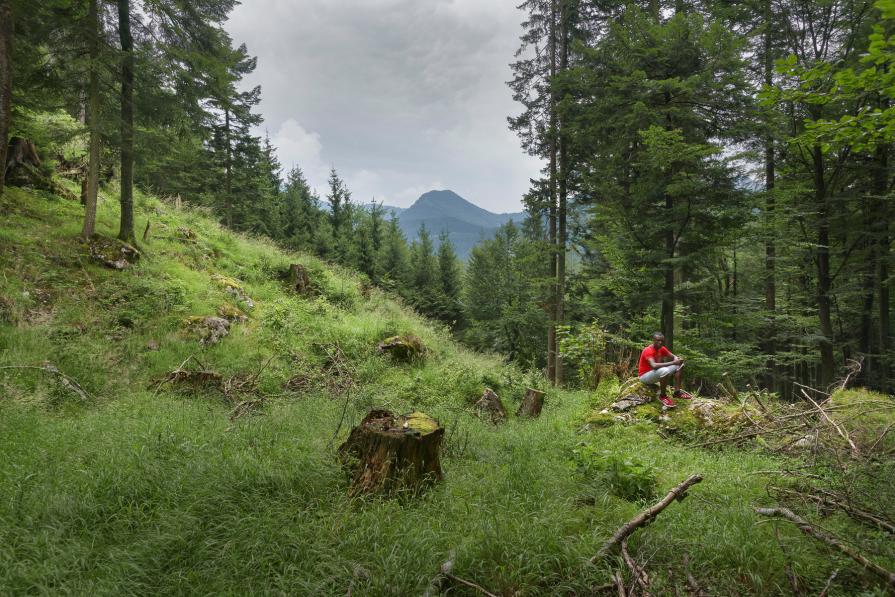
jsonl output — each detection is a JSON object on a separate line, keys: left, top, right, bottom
{"left": 0, "top": 186, "right": 892, "bottom": 595}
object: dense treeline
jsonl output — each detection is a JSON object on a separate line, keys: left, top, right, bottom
{"left": 0, "top": 0, "right": 464, "bottom": 328}
{"left": 4, "top": 0, "right": 895, "bottom": 397}
{"left": 493, "top": 0, "right": 895, "bottom": 397}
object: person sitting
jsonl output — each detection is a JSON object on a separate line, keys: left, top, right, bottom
{"left": 638, "top": 332, "right": 692, "bottom": 408}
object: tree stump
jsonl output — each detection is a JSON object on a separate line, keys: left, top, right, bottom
{"left": 288, "top": 263, "right": 313, "bottom": 295}
{"left": 339, "top": 409, "right": 444, "bottom": 497}
{"left": 474, "top": 388, "right": 506, "bottom": 424}
{"left": 377, "top": 335, "right": 426, "bottom": 362}
{"left": 517, "top": 387, "right": 545, "bottom": 418}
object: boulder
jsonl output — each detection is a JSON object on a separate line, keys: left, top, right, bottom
{"left": 88, "top": 235, "right": 140, "bottom": 270}
{"left": 185, "top": 315, "right": 230, "bottom": 345}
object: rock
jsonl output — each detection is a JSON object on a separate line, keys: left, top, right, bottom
{"left": 611, "top": 394, "right": 652, "bottom": 412}
{"left": 474, "top": 388, "right": 507, "bottom": 424}
{"left": 211, "top": 274, "right": 255, "bottom": 310}
{"left": 377, "top": 334, "right": 426, "bottom": 362}
{"left": 146, "top": 339, "right": 160, "bottom": 351}
{"left": 689, "top": 398, "right": 720, "bottom": 426}
{"left": 88, "top": 235, "right": 140, "bottom": 270}
{"left": 185, "top": 315, "right": 230, "bottom": 345}
{"left": 338, "top": 409, "right": 444, "bottom": 497}
{"left": 176, "top": 226, "right": 197, "bottom": 241}
{"left": 216, "top": 303, "right": 248, "bottom": 323}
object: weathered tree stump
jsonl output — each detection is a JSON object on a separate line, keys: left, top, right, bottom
{"left": 517, "top": 387, "right": 545, "bottom": 418}
{"left": 474, "top": 388, "right": 506, "bottom": 424}
{"left": 339, "top": 409, "right": 444, "bottom": 497}
{"left": 377, "top": 334, "right": 426, "bottom": 362}
{"left": 5, "top": 137, "right": 78, "bottom": 201}
{"left": 288, "top": 263, "right": 313, "bottom": 295}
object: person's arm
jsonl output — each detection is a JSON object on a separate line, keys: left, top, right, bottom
{"left": 665, "top": 350, "right": 683, "bottom": 366}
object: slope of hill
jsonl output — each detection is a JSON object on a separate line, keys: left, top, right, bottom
{"left": 1, "top": 184, "right": 891, "bottom": 595}
{"left": 396, "top": 190, "right": 525, "bottom": 258}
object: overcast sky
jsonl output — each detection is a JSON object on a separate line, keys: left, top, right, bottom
{"left": 225, "top": 0, "right": 541, "bottom": 213}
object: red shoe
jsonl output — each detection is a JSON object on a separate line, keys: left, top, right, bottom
{"left": 673, "top": 389, "right": 692, "bottom": 400}
{"left": 659, "top": 395, "right": 676, "bottom": 408}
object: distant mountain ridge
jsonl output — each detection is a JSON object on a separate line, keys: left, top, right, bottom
{"left": 388, "top": 190, "right": 525, "bottom": 259}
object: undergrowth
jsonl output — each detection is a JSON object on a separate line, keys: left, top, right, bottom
{"left": 0, "top": 186, "right": 891, "bottom": 595}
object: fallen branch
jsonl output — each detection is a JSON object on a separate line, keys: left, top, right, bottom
{"left": 592, "top": 475, "right": 703, "bottom": 562}
{"left": 818, "top": 568, "right": 839, "bottom": 597}
{"left": 621, "top": 540, "right": 651, "bottom": 597}
{"left": 695, "top": 422, "right": 808, "bottom": 448}
{"left": 683, "top": 555, "right": 704, "bottom": 597}
{"left": 612, "top": 570, "right": 626, "bottom": 597}
{"left": 770, "top": 486, "right": 895, "bottom": 535}
{"left": 0, "top": 363, "right": 90, "bottom": 400}
{"left": 755, "top": 507, "right": 895, "bottom": 588}
{"left": 800, "top": 389, "right": 859, "bottom": 457}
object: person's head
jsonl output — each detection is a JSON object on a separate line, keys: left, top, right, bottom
{"left": 651, "top": 332, "right": 665, "bottom": 349}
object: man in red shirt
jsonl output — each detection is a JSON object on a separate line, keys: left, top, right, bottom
{"left": 638, "top": 332, "right": 692, "bottom": 408}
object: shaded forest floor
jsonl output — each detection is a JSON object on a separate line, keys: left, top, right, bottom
{"left": 1, "top": 186, "right": 893, "bottom": 595}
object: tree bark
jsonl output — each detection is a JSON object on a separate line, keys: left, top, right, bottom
{"left": 117, "top": 0, "right": 136, "bottom": 243}
{"left": 763, "top": 0, "right": 777, "bottom": 390}
{"left": 876, "top": 145, "right": 890, "bottom": 392}
{"left": 662, "top": 192, "right": 675, "bottom": 350}
{"left": 82, "top": 0, "right": 101, "bottom": 239}
{"left": 813, "top": 146, "right": 835, "bottom": 388}
{"left": 224, "top": 107, "right": 232, "bottom": 227}
{"left": 0, "top": 0, "right": 12, "bottom": 196}
{"left": 546, "top": 0, "right": 558, "bottom": 385}
{"left": 555, "top": 0, "right": 570, "bottom": 386}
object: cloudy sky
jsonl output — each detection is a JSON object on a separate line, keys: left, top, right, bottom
{"left": 225, "top": 0, "right": 541, "bottom": 213}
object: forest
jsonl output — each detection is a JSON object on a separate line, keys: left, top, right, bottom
{"left": 2, "top": 0, "right": 895, "bottom": 595}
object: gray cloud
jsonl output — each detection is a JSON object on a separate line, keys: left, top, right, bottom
{"left": 226, "top": 0, "right": 541, "bottom": 212}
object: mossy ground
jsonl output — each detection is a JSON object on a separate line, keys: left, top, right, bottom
{"left": 1, "top": 186, "right": 892, "bottom": 595}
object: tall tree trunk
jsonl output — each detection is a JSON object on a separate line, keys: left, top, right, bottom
{"left": 81, "top": 0, "right": 101, "bottom": 239}
{"left": 117, "top": 0, "right": 135, "bottom": 243}
{"left": 546, "top": 0, "right": 558, "bottom": 384}
{"left": 875, "top": 145, "right": 890, "bottom": 392}
{"left": 813, "top": 146, "right": 835, "bottom": 388}
{"left": 224, "top": 107, "right": 233, "bottom": 227}
{"left": 762, "top": 0, "right": 776, "bottom": 390}
{"left": 0, "top": 0, "right": 12, "bottom": 196}
{"left": 859, "top": 194, "right": 877, "bottom": 387}
{"left": 555, "top": 0, "right": 569, "bottom": 386}
{"left": 662, "top": 192, "right": 675, "bottom": 350}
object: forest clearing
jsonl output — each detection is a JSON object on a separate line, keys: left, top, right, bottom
{"left": 3, "top": 0, "right": 895, "bottom": 594}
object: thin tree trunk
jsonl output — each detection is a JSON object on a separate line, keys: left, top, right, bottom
{"left": 814, "top": 146, "right": 835, "bottom": 388}
{"left": 876, "top": 145, "right": 890, "bottom": 392}
{"left": 763, "top": 0, "right": 777, "bottom": 390}
{"left": 546, "top": 0, "right": 558, "bottom": 384}
{"left": 0, "top": 0, "right": 12, "bottom": 195}
{"left": 662, "top": 197, "right": 675, "bottom": 350}
{"left": 224, "top": 108, "right": 233, "bottom": 227}
{"left": 81, "top": 0, "right": 101, "bottom": 239}
{"left": 860, "top": 194, "right": 877, "bottom": 387}
{"left": 555, "top": 0, "right": 569, "bottom": 386}
{"left": 117, "top": 0, "right": 135, "bottom": 243}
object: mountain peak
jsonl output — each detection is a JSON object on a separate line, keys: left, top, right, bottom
{"left": 397, "top": 189, "right": 525, "bottom": 258}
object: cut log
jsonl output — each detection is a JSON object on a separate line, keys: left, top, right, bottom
{"left": 474, "top": 388, "right": 506, "bottom": 424}
{"left": 517, "top": 387, "right": 545, "bottom": 418}
{"left": 288, "top": 263, "right": 313, "bottom": 295}
{"left": 339, "top": 409, "right": 444, "bottom": 497}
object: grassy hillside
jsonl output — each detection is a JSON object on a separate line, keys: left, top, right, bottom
{"left": 1, "top": 185, "right": 892, "bottom": 595}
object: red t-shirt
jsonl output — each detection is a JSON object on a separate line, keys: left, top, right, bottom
{"left": 638, "top": 345, "right": 671, "bottom": 376}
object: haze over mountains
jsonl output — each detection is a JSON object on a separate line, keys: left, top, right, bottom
{"left": 381, "top": 190, "right": 525, "bottom": 258}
